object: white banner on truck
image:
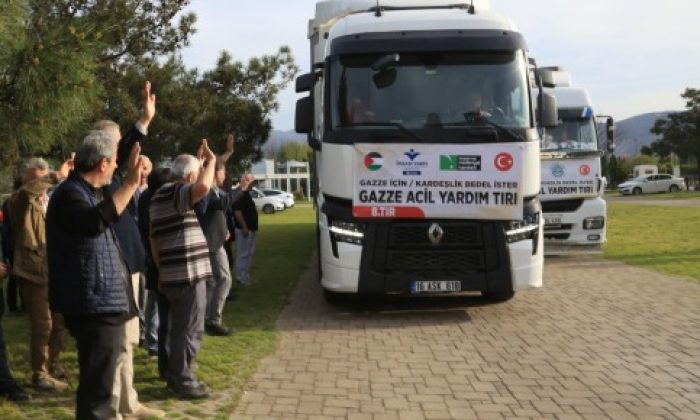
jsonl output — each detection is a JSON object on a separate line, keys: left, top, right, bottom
{"left": 353, "top": 143, "right": 528, "bottom": 220}
{"left": 540, "top": 158, "right": 599, "bottom": 198}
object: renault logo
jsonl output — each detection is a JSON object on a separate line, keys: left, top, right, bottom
{"left": 427, "top": 223, "right": 444, "bottom": 245}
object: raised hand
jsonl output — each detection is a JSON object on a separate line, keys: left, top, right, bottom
{"left": 125, "top": 142, "right": 143, "bottom": 187}
{"left": 202, "top": 138, "right": 216, "bottom": 163}
{"left": 140, "top": 80, "right": 157, "bottom": 128}
{"left": 58, "top": 152, "right": 75, "bottom": 180}
{"left": 226, "top": 133, "right": 235, "bottom": 154}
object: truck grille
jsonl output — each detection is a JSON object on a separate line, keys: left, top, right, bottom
{"left": 544, "top": 223, "right": 574, "bottom": 231}
{"left": 379, "top": 221, "right": 490, "bottom": 272}
{"left": 542, "top": 199, "right": 584, "bottom": 213}
{"left": 387, "top": 250, "right": 484, "bottom": 271}
{"left": 389, "top": 222, "right": 482, "bottom": 247}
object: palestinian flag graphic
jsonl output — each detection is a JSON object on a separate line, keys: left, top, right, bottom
{"left": 364, "top": 152, "right": 384, "bottom": 171}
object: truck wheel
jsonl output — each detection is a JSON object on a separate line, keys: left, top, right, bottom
{"left": 669, "top": 185, "right": 679, "bottom": 192}
{"left": 482, "top": 291, "right": 514, "bottom": 302}
{"left": 632, "top": 187, "right": 642, "bottom": 195}
{"left": 263, "top": 204, "right": 275, "bottom": 214}
{"left": 323, "top": 290, "right": 348, "bottom": 305}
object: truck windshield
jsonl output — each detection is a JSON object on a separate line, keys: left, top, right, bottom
{"left": 541, "top": 113, "right": 598, "bottom": 152}
{"left": 329, "top": 51, "right": 531, "bottom": 131}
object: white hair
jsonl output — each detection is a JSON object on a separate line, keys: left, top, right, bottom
{"left": 21, "top": 157, "right": 50, "bottom": 178}
{"left": 171, "top": 154, "right": 200, "bottom": 180}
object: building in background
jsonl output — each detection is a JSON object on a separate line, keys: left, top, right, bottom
{"left": 250, "top": 159, "right": 310, "bottom": 198}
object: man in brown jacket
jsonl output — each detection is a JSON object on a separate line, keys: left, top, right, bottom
{"left": 10, "top": 156, "right": 73, "bottom": 391}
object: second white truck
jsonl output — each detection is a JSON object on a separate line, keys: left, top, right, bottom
{"left": 537, "top": 67, "right": 614, "bottom": 254}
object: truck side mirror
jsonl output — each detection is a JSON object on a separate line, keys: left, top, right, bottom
{"left": 606, "top": 117, "right": 615, "bottom": 152}
{"left": 296, "top": 73, "right": 316, "bottom": 93}
{"left": 295, "top": 96, "right": 314, "bottom": 134}
{"left": 540, "top": 93, "right": 558, "bottom": 128}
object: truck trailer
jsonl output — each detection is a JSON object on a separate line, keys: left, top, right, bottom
{"left": 295, "top": 0, "right": 558, "bottom": 302}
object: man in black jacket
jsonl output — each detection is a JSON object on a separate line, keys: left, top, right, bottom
{"left": 91, "top": 81, "right": 164, "bottom": 419}
{"left": 47, "top": 131, "right": 148, "bottom": 420}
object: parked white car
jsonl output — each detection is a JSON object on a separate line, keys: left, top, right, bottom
{"left": 618, "top": 174, "right": 686, "bottom": 195}
{"left": 260, "top": 188, "right": 295, "bottom": 208}
{"left": 250, "top": 188, "right": 285, "bottom": 214}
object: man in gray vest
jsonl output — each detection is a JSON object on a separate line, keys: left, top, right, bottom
{"left": 193, "top": 134, "right": 253, "bottom": 336}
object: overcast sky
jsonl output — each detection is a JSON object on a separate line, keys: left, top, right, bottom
{"left": 179, "top": 0, "right": 700, "bottom": 130}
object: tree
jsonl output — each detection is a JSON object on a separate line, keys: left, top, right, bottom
{"left": 606, "top": 155, "right": 628, "bottom": 187}
{"left": 101, "top": 49, "right": 298, "bottom": 171}
{"left": 651, "top": 88, "right": 700, "bottom": 175}
{"left": 0, "top": 0, "right": 196, "bottom": 165}
{"left": 0, "top": 0, "right": 298, "bottom": 185}
{"left": 275, "top": 142, "right": 312, "bottom": 163}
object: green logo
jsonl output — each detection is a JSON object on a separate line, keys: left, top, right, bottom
{"left": 440, "top": 155, "right": 459, "bottom": 171}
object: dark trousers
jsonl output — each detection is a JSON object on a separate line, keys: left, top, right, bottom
{"left": 157, "top": 292, "right": 169, "bottom": 380}
{"left": 0, "top": 288, "right": 18, "bottom": 390}
{"left": 6, "top": 274, "right": 22, "bottom": 312}
{"left": 64, "top": 315, "right": 124, "bottom": 420}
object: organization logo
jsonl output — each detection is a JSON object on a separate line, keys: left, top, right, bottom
{"left": 397, "top": 148, "right": 428, "bottom": 176}
{"left": 404, "top": 149, "right": 421, "bottom": 161}
{"left": 494, "top": 153, "right": 514, "bottom": 172}
{"left": 440, "top": 155, "right": 482, "bottom": 171}
{"left": 551, "top": 164, "right": 565, "bottom": 178}
{"left": 364, "top": 152, "right": 384, "bottom": 171}
{"left": 580, "top": 164, "right": 591, "bottom": 176}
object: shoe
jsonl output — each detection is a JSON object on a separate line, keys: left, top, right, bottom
{"left": 205, "top": 323, "right": 232, "bottom": 336}
{"left": 0, "top": 384, "right": 30, "bottom": 401}
{"left": 49, "top": 364, "right": 70, "bottom": 380}
{"left": 168, "top": 382, "right": 210, "bottom": 399}
{"left": 124, "top": 404, "right": 166, "bottom": 419}
{"left": 33, "top": 376, "right": 69, "bottom": 392}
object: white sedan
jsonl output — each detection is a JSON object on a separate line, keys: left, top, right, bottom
{"left": 250, "top": 188, "right": 285, "bottom": 214}
{"left": 618, "top": 174, "right": 686, "bottom": 195}
{"left": 260, "top": 188, "right": 295, "bottom": 208}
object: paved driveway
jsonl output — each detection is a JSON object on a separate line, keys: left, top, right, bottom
{"left": 233, "top": 256, "right": 700, "bottom": 419}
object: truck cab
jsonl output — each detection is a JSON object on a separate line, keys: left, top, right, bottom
{"left": 296, "top": 0, "right": 557, "bottom": 302}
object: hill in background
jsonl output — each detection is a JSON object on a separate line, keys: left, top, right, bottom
{"left": 613, "top": 111, "right": 677, "bottom": 158}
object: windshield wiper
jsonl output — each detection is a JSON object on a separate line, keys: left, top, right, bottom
{"left": 342, "top": 122, "right": 426, "bottom": 142}
{"left": 442, "top": 112, "right": 525, "bottom": 142}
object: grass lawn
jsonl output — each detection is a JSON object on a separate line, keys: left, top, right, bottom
{"left": 606, "top": 191, "right": 700, "bottom": 199}
{"left": 0, "top": 205, "right": 316, "bottom": 418}
{"left": 604, "top": 202, "right": 700, "bottom": 283}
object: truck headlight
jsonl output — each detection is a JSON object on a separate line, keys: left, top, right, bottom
{"left": 505, "top": 215, "right": 539, "bottom": 243}
{"left": 505, "top": 199, "right": 541, "bottom": 255}
{"left": 583, "top": 216, "right": 605, "bottom": 230}
{"left": 329, "top": 220, "right": 364, "bottom": 245}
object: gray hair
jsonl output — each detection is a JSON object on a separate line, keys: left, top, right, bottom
{"left": 92, "top": 120, "right": 121, "bottom": 142}
{"left": 21, "top": 157, "right": 50, "bottom": 178}
{"left": 171, "top": 154, "right": 200, "bottom": 180}
{"left": 74, "top": 130, "right": 117, "bottom": 173}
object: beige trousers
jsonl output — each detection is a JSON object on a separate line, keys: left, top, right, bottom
{"left": 110, "top": 273, "right": 142, "bottom": 419}
{"left": 18, "top": 278, "right": 65, "bottom": 381}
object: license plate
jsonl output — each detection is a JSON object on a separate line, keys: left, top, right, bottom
{"left": 544, "top": 215, "right": 562, "bottom": 226}
{"left": 411, "top": 281, "right": 461, "bottom": 294}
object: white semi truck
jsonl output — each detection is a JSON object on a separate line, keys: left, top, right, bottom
{"left": 295, "top": 0, "right": 558, "bottom": 302}
{"left": 537, "top": 67, "right": 614, "bottom": 254}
